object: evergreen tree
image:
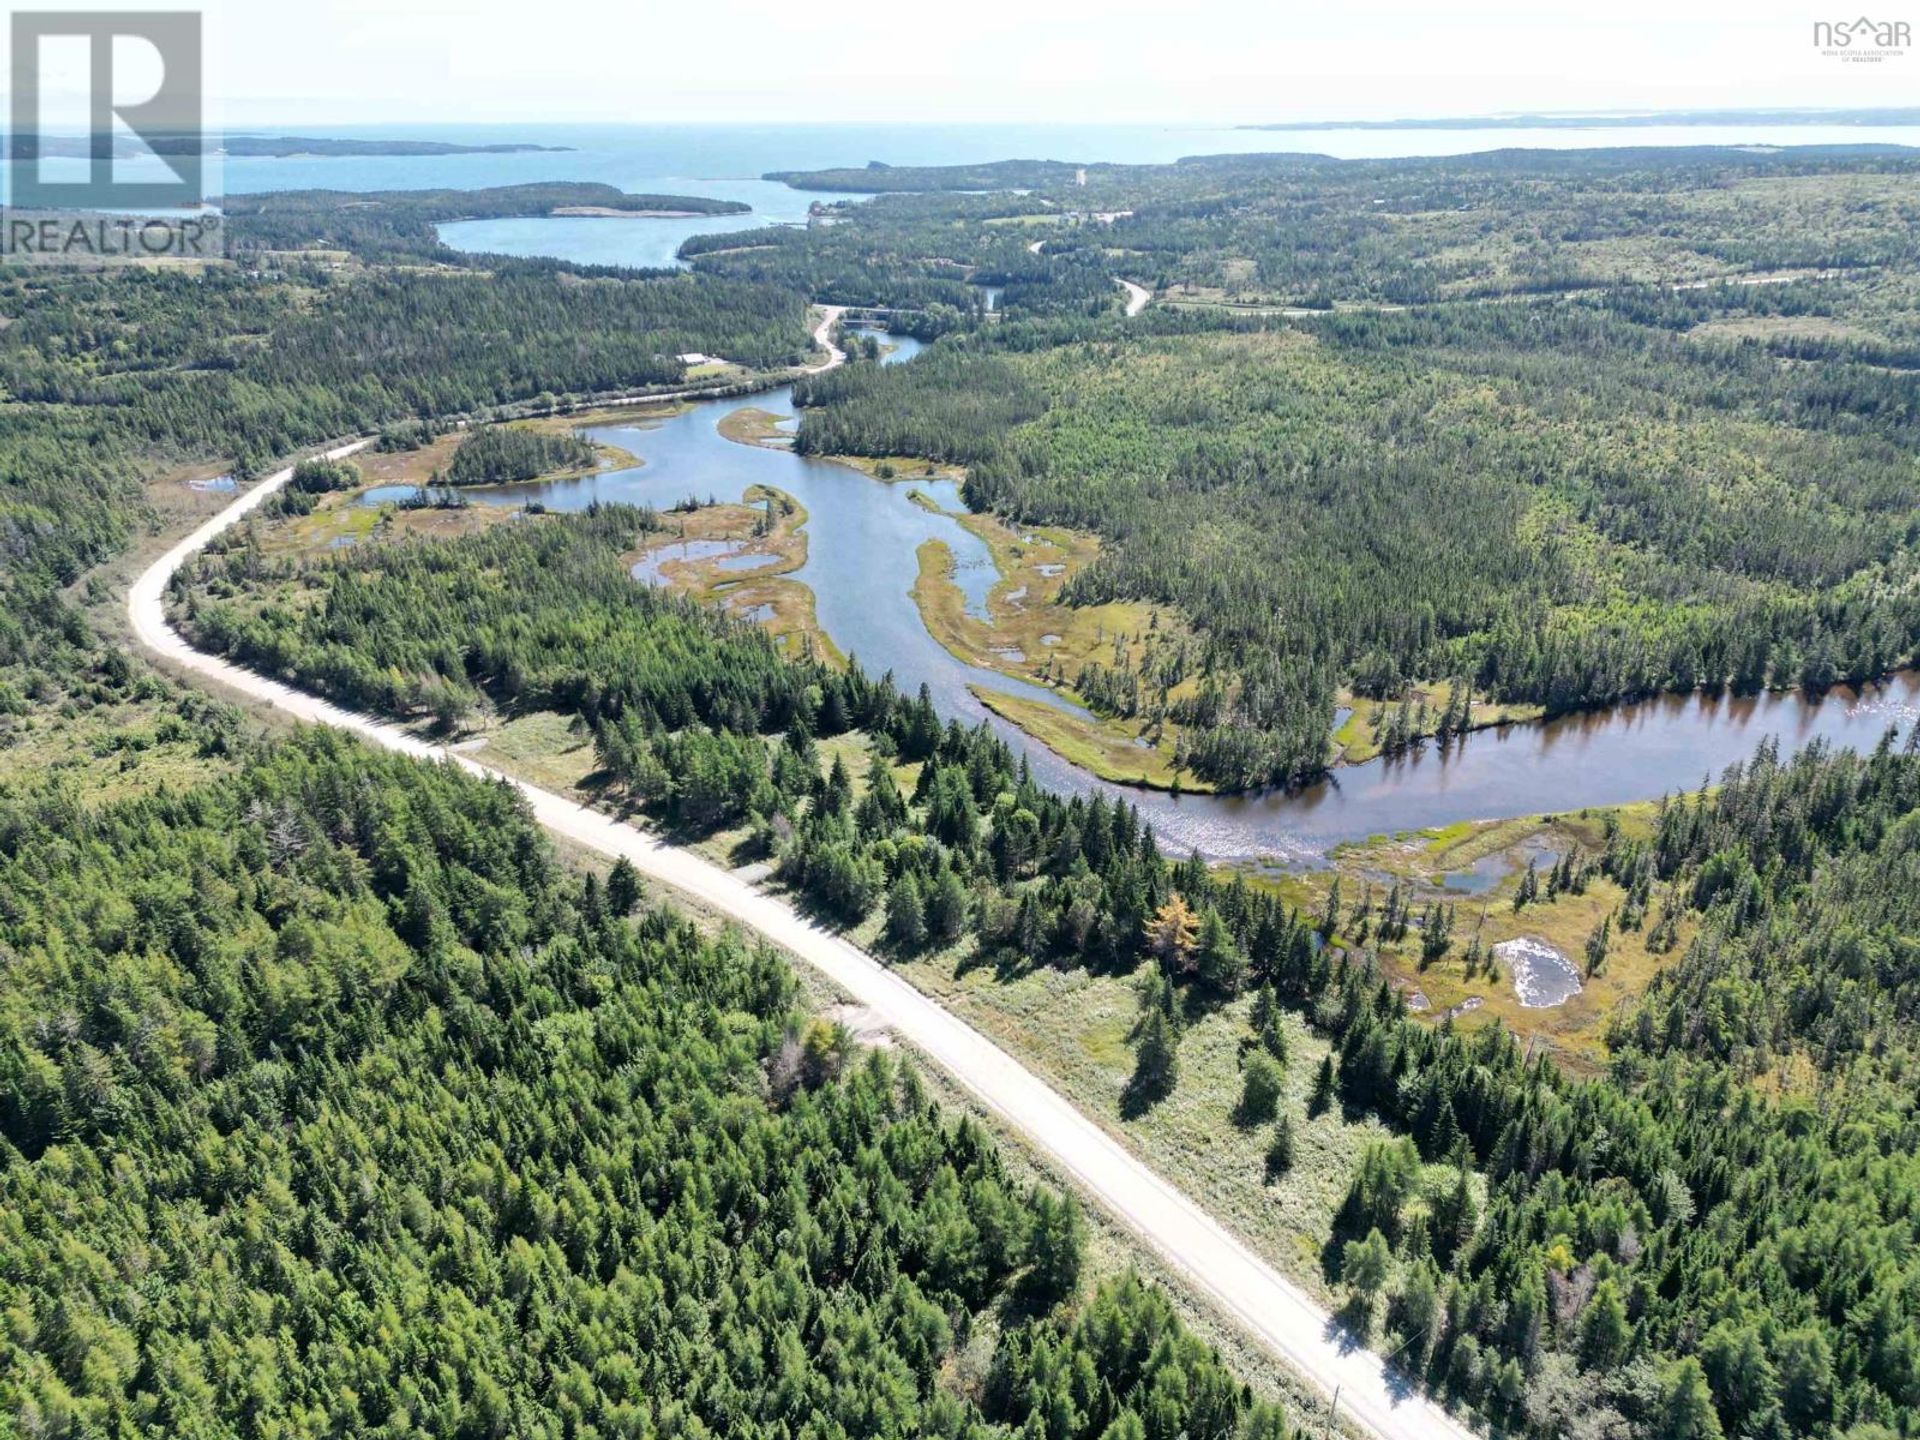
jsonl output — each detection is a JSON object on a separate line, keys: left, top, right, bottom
{"left": 1194, "top": 906, "right": 1249, "bottom": 993}
{"left": 927, "top": 866, "right": 970, "bottom": 943}
{"left": 887, "top": 871, "right": 928, "bottom": 949}
{"left": 1579, "top": 1279, "right": 1631, "bottom": 1371}
{"left": 1656, "top": 1357, "right": 1726, "bottom": 1440}
{"left": 1342, "top": 1229, "right": 1392, "bottom": 1320}
{"left": 1583, "top": 912, "right": 1612, "bottom": 976}
{"left": 1265, "top": 1114, "right": 1297, "bottom": 1179}
{"left": 607, "top": 855, "right": 642, "bottom": 915}
{"left": 1514, "top": 859, "right": 1539, "bottom": 912}
{"left": 1021, "top": 1192, "right": 1086, "bottom": 1309}
{"left": 1238, "top": 1051, "right": 1284, "bottom": 1126}
{"left": 1128, "top": 1009, "right": 1181, "bottom": 1110}
{"left": 1309, "top": 1053, "right": 1336, "bottom": 1116}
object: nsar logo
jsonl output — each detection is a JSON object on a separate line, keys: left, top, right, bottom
{"left": 1812, "top": 15, "right": 1911, "bottom": 61}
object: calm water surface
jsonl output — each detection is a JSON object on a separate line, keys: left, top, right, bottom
{"left": 89, "top": 120, "right": 1897, "bottom": 271}
{"left": 179, "top": 123, "right": 1920, "bottom": 854}
{"left": 375, "top": 330, "right": 1920, "bottom": 859}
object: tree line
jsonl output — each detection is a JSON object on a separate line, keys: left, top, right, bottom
{"left": 181, "top": 489, "right": 1920, "bottom": 1432}
{"left": 0, "top": 730, "right": 1304, "bottom": 1439}
{"left": 788, "top": 289, "right": 1920, "bottom": 788}
{"left": 445, "top": 424, "right": 598, "bottom": 485}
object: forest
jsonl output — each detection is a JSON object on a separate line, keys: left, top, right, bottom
{"left": 0, "top": 177, "right": 1324, "bottom": 1440}
{"left": 10, "top": 145, "right": 1920, "bottom": 1440}
{"left": 0, "top": 731, "right": 1294, "bottom": 1439}
{"left": 178, "top": 479, "right": 1920, "bottom": 1433}
{"left": 795, "top": 304, "right": 1920, "bottom": 785}
{"left": 444, "top": 424, "right": 598, "bottom": 485}
{"left": 768, "top": 147, "right": 1920, "bottom": 306}
{"left": 0, "top": 247, "right": 811, "bottom": 684}
{"left": 683, "top": 191, "right": 1129, "bottom": 325}
{"left": 765, "top": 160, "right": 1088, "bottom": 192}
{"left": 778, "top": 153, "right": 1920, "bottom": 786}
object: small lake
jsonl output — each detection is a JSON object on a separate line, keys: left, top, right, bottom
{"left": 359, "top": 330, "right": 1920, "bottom": 861}
{"left": 438, "top": 175, "right": 859, "bottom": 271}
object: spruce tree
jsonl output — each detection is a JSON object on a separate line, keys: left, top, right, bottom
{"left": 1265, "top": 1114, "right": 1296, "bottom": 1179}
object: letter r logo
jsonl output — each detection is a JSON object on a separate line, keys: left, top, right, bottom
{"left": 8, "top": 11, "right": 202, "bottom": 208}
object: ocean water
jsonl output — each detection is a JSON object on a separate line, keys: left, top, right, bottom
{"left": 197, "top": 120, "right": 1920, "bottom": 199}
{"left": 169, "top": 119, "right": 1920, "bottom": 269}
{"left": 29, "top": 119, "right": 1917, "bottom": 268}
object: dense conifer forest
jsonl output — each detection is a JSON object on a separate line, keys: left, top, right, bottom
{"left": 0, "top": 183, "right": 1289, "bottom": 1440}
{"left": 776, "top": 151, "right": 1920, "bottom": 787}
{"left": 0, "top": 732, "right": 1291, "bottom": 1439}
{"left": 177, "top": 499, "right": 1920, "bottom": 1435}
{"left": 8, "top": 147, "right": 1920, "bottom": 1440}
{"left": 444, "top": 424, "right": 598, "bottom": 485}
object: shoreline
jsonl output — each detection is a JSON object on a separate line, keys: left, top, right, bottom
{"left": 548, "top": 205, "right": 731, "bottom": 218}
{"left": 125, "top": 445, "right": 1480, "bottom": 1440}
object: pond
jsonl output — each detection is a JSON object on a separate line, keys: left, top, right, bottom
{"left": 628, "top": 538, "right": 774, "bottom": 586}
{"left": 1495, "top": 938, "right": 1585, "bottom": 1008}
{"left": 1441, "top": 839, "right": 1558, "bottom": 896}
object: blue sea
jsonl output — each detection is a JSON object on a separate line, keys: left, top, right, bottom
{"left": 64, "top": 118, "right": 1920, "bottom": 270}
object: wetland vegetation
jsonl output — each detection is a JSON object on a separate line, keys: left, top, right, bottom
{"left": 764, "top": 150, "right": 1920, "bottom": 793}
{"left": 10, "top": 142, "right": 1920, "bottom": 1440}
{"left": 1, "top": 175, "right": 1293, "bottom": 1440}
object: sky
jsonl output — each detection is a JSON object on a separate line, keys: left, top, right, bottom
{"left": 5, "top": 0, "right": 1916, "bottom": 129}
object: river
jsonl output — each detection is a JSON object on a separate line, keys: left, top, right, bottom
{"left": 256, "top": 124, "right": 1920, "bottom": 858}
{"left": 366, "top": 328, "right": 1920, "bottom": 860}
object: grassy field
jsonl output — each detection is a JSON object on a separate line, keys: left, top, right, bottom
{"left": 624, "top": 485, "right": 842, "bottom": 666}
{"left": 0, "top": 690, "right": 236, "bottom": 803}
{"left": 885, "top": 942, "right": 1468, "bottom": 1318}
{"left": 970, "top": 686, "right": 1203, "bottom": 793}
{"left": 254, "top": 415, "right": 656, "bottom": 560}
{"left": 907, "top": 507, "right": 1210, "bottom": 792}
{"left": 468, "top": 708, "right": 603, "bottom": 794}
{"left": 1, "top": 466, "right": 299, "bottom": 803}
{"left": 714, "top": 405, "right": 789, "bottom": 449}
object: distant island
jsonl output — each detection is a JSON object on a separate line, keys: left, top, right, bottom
{"left": 12, "top": 134, "right": 574, "bottom": 158}
{"left": 1243, "top": 106, "right": 1920, "bottom": 131}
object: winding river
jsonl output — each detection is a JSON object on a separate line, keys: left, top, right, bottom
{"left": 389, "top": 330, "right": 1920, "bottom": 860}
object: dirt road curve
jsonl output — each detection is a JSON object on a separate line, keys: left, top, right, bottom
{"left": 126, "top": 360, "right": 1473, "bottom": 1440}
{"left": 800, "top": 305, "right": 847, "bottom": 371}
{"left": 1116, "top": 277, "right": 1152, "bottom": 316}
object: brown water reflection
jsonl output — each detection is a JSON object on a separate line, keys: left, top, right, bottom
{"left": 1162, "top": 673, "right": 1920, "bottom": 859}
